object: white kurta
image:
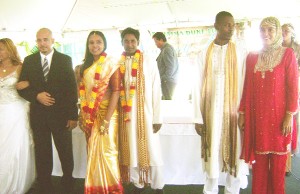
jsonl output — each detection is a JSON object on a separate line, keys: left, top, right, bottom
{"left": 124, "top": 53, "right": 163, "bottom": 167}
{"left": 192, "top": 43, "right": 248, "bottom": 183}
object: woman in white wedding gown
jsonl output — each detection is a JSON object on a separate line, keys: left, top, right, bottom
{"left": 0, "top": 38, "right": 35, "bottom": 194}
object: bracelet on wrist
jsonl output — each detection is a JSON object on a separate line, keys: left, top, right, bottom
{"left": 103, "top": 119, "right": 109, "bottom": 124}
{"left": 99, "top": 119, "right": 109, "bottom": 135}
{"left": 286, "top": 111, "right": 294, "bottom": 116}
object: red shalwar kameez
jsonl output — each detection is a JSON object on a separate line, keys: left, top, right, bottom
{"left": 239, "top": 48, "right": 298, "bottom": 194}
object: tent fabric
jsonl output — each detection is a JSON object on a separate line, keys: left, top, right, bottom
{"left": 1, "top": 0, "right": 300, "bottom": 34}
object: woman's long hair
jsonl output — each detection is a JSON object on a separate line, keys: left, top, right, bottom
{"left": 0, "top": 38, "right": 22, "bottom": 66}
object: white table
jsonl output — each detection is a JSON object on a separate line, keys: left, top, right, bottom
{"left": 52, "top": 101, "right": 247, "bottom": 187}
{"left": 52, "top": 127, "right": 87, "bottom": 178}
{"left": 52, "top": 123, "right": 234, "bottom": 185}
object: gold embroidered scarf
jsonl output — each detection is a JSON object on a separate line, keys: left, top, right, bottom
{"left": 200, "top": 41, "right": 238, "bottom": 176}
{"left": 119, "top": 53, "right": 150, "bottom": 183}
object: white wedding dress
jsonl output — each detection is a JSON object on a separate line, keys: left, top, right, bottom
{"left": 0, "top": 70, "right": 36, "bottom": 194}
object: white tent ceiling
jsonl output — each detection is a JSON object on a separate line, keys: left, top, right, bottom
{"left": 1, "top": 0, "right": 300, "bottom": 34}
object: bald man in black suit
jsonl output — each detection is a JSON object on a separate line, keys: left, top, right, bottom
{"left": 18, "top": 28, "right": 78, "bottom": 193}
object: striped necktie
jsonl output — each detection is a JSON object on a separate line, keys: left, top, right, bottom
{"left": 42, "top": 57, "right": 49, "bottom": 81}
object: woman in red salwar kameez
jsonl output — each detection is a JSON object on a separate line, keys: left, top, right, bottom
{"left": 238, "top": 17, "right": 299, "bottom": 194}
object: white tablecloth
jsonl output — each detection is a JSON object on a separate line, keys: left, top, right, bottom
{"left": 52, "top": 123, "right": 233, "bottom": 185}
{"left": 52, "top": 127, "right": 87, "bottom": 178}
{"left": 52, "top": 101, "right": 247, "bottom": 186}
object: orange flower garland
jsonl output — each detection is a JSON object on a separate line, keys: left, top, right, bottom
{"left": 119, "top": 50, "right": 140, "bottom": 122}
{"left": 79, "top": 52, "right": 107, "bottom": 131}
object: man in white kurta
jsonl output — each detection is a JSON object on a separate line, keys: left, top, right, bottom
{"left": 119, "top": 27, "right": 164, "bottom": 194}
{"left": 193, "top": 11, "right": 248, "bottom": 194}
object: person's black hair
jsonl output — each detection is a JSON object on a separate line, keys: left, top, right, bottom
{"left": 152, "top": 32, "right": 167, "bottom": 42}
{"left": 80, "top": 31, "right": 107, "bottom": 77}
{"left": 215, "top": 11, "right": 233, "bottom": 24}
{"left": 121, "top": 27, "right": 140, "bottom": 42}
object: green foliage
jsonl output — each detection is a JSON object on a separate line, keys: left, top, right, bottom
{"left": 30, "top": 46, "right": 39, "bottom": 54}
{"left": 17, "top": 41, "right": 61, "bottom": 55}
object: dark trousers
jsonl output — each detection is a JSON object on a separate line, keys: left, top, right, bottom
{"left": 32, "top": 126, "right": 74, "bottom": 188}
{"left": 161, "top": 81, "right": 176, "bottom": 100}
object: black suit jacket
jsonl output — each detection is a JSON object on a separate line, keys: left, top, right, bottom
{"left": 18, "top": 49, "right": 78, "bottom": 130}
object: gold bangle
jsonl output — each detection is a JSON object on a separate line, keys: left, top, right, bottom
{"left": 103, "top": 119, "right": 109, "bottom": 124}
{"left": 99, "top": 119, "right": 109, "bottom": 135}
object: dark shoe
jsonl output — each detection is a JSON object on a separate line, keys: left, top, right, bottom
{"left": 155, "top": 189, "right": 164, "bottom": 194}
{"left": 33, "top": 178, "right": 54, "bottom": 194}
{"left": 61, "top": 176, "right": 75, "bottom": 193}
{"left": 133, "top": 185, "right": 145, "bottom": 194}
{"left": 36, "top": 183, "right": 54, "bottom": 194}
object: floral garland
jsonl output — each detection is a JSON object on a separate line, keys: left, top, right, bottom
{"left": 79, "top": 52, "right": 107, "bottom": 131}
{"left": 119, "top": 50, "right": 140, "bottom": 122}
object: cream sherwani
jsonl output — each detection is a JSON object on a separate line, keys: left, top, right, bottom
{"left": 124, "top": 53, "right": 164, "bottom": 189}
{"left": 193, "top": 42, "right": 248, "bottom": 194}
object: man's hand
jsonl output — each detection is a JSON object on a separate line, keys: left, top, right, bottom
{"left": 282, "top": 113, "right": 293, "bottom": 136}
{"left": 16, "top": 81, "right": 30, "bottom": 90}
{"left": 238, "top": 114, "right": 245, "bottom": 131}
{"left": 153, "top": 124, "right": 162, "bottom": 133}
{"left": 37, "top": 92, "right": 55, "bottom": 106}
{"left": 195, "top": 123, "right": 205, "bottom": 136}
{"left": 66, "top": 120, "right": 78, "bottom": 131}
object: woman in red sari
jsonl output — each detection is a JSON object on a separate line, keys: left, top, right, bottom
{"left": 80, "top": 31, "right": 123, "bottom": 194}
{"left": 238, "top": 17, "right": 298, "bottom": 194}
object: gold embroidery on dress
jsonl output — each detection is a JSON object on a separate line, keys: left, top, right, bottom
{"left": 256, "top": 151, "right": 288, "bottom": 155}
{"left": 254, "top": 47, "right": 285, "bottom": 78}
